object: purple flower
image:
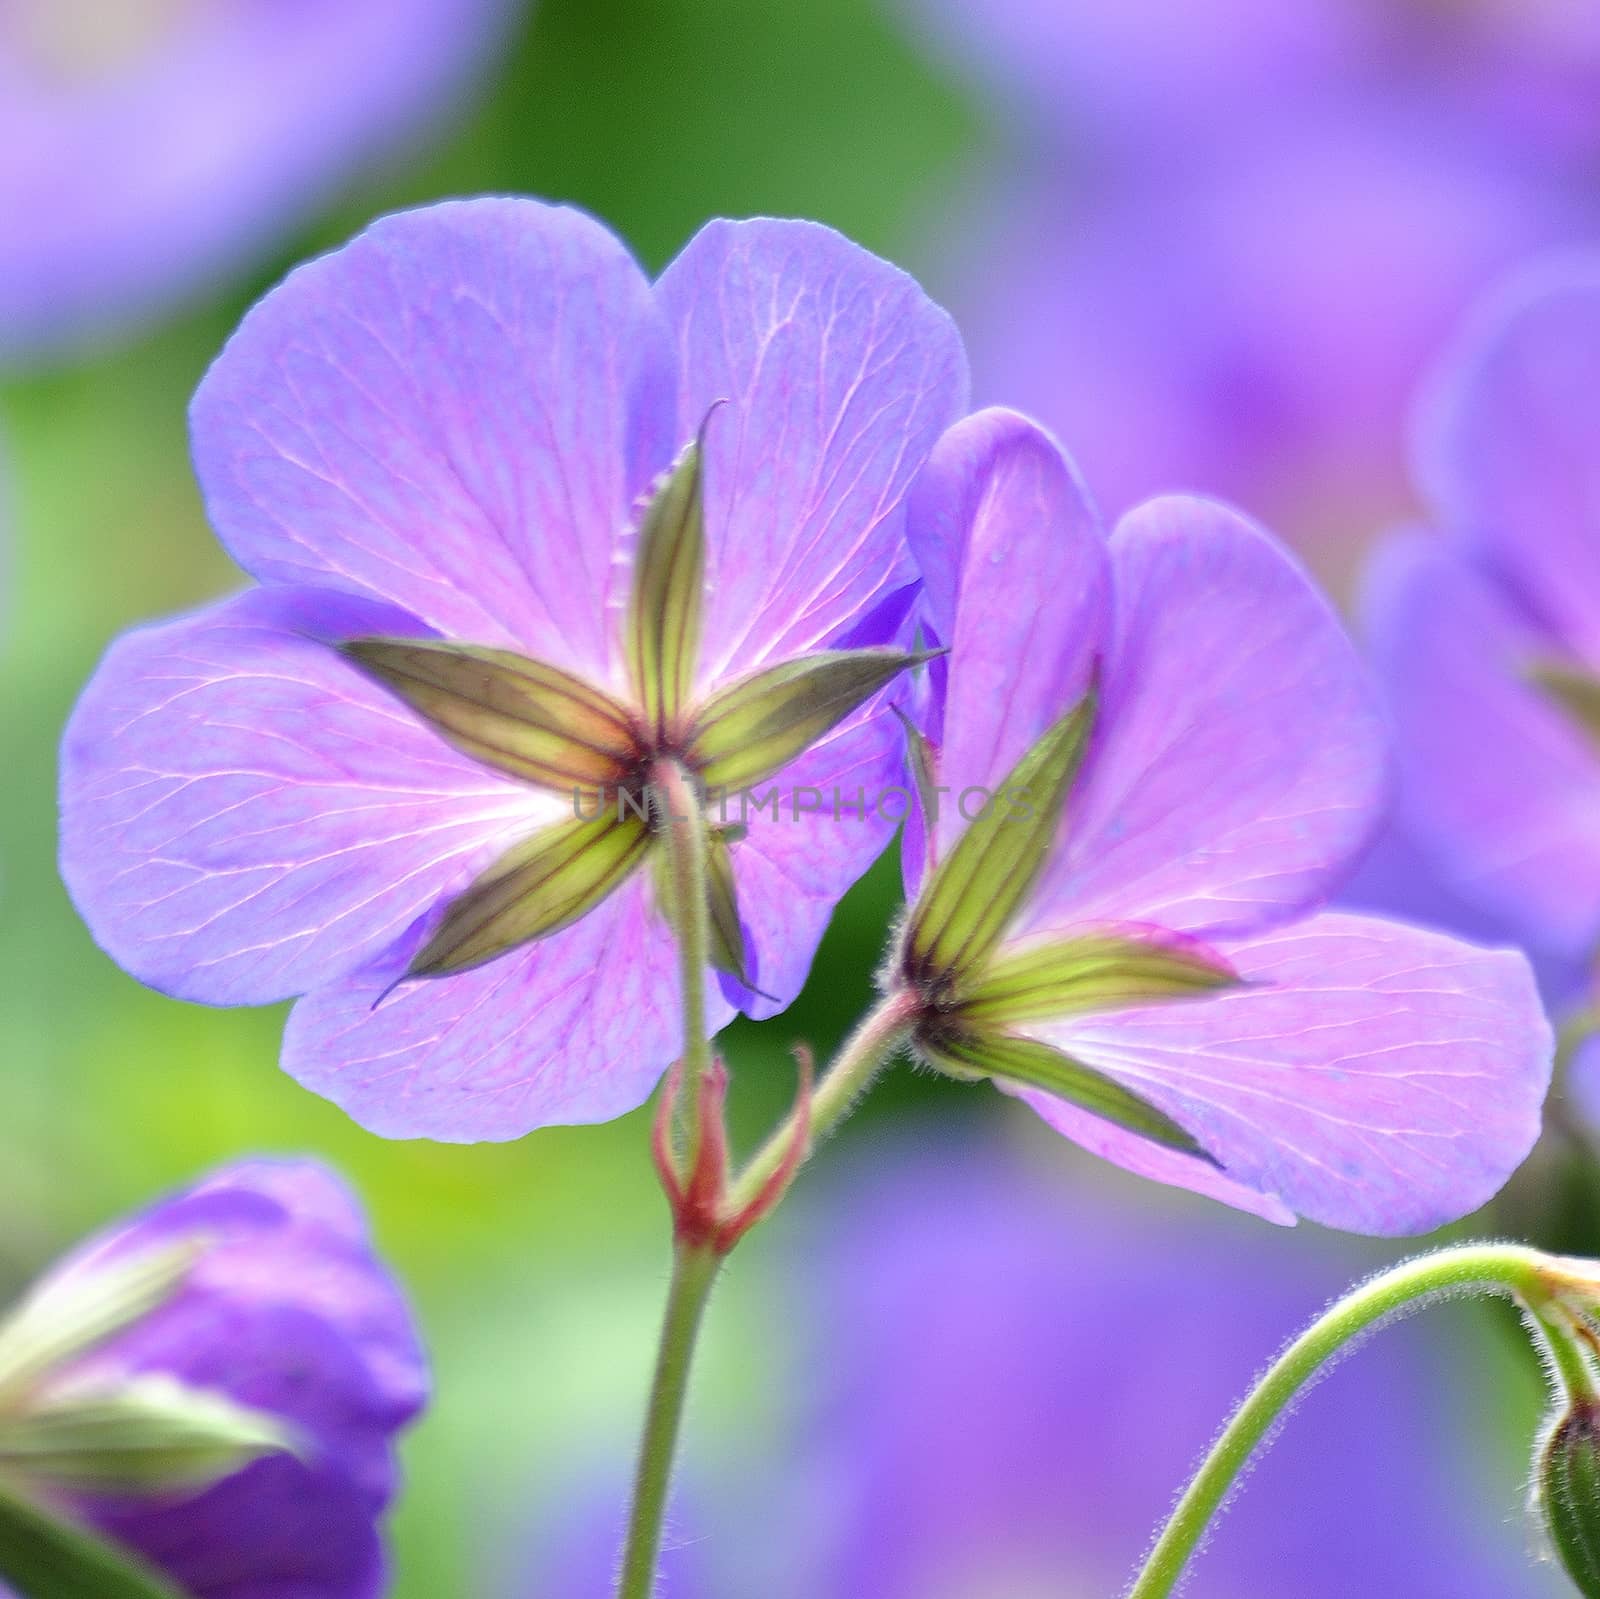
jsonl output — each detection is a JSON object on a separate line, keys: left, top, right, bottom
{"left": 0, "top": 1158, "right": 426, "bottom": 1599}
{"left": 59, "top": 198, "right": 968, "bottom": 1141}
{"left": 0, "top": 0, "right": 522, "bottom": 363}
{"left": 907, "top": 1, "right": 1600, "bottom": 576}
{"left": 1367, "top": 257, "right": 1600, "bottom": 968}
{"left": 893, "top": 407, "right": 1550, "bottom": 1234}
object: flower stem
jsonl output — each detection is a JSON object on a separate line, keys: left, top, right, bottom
{"left": 615, "top": 1242, "right": 720, "bottom": 1599}
{"left": 1126, "top": 1243, "right": 1579, "bottom": 1599}
{"left": 650, "top": 757, "right": 715, "bottom": 1166}
{"left": 726, "top": 990, "right": 915, "bottom": 1214}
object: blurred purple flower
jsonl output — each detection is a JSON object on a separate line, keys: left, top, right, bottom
{"left": 908, "top": 0, "right": 1600, "bottom": 583}
{"left": 0, "top": 0, "right": 522, "bottom": 363}
{"left": 900, "top": 408, "right": 1550, "bottom": 1233}
{"left": 5, "top": 1158, "right": 426, "bottom": 1599}
{"left": 515, "top": 1144, "right": 1563, "bottom": 1597}
{"left": 59, "top": 198, "right": 968, "bottom": 1141}
{"left": 1367, "top": 258, "right": 1600, "bottom": 970}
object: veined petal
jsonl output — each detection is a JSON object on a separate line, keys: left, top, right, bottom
{"left": 59, "top": 588, "right": 553, "bottom": 1007}
{"left": 904, "top": 408, "right": 1108, "bottom": 858}
{"left": 687, "top": 648, "right": 929, "bottom": 792}
{"left": 1023, "top": 912, "right": 1552, "bottom": 1234}
{"left": 283, "top": 878, "right": 737, "bottom": 1142}
{"left": 959, "top": 926, "right": 1240, "bottom": 1025}
{"left": 1416, "top": 258, "right": 1600, "bottom": 668}
{"left": 926, "top": 1030, "right": 1213, "bottom": 1163}
{"left": 715, "top": 712, "right": 906, "bottom": 1021}
{"left": 627, "top": 429, "right": 708, "bottom": 738}
{"left": 1366, "top": 532, "right": 1600, "bottom": 957}
{"left": 656, "top": 218, "right": 969, "bottom": 685}
{"left": 190, "top": 199, "right": 677, "bottom": 683}
{"left": 1025, "top": 496, "right": 1386, "bottom": 940}
{"left": 341, "top": 638, "right": 639, "bottom": 791}
{"left": 408, "top": 811, "right": 651, "bottom": 977}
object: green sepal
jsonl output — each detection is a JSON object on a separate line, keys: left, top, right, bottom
{"left": 341, "top": 639, "right": 639, "bottom": 791}
{"left": 1528, "top": 661, "right": 1600, "bottom": 751}
{"left": 1538, "top": 1400, "right": 1600, "bottom": 1595}
{"left": 688, "top": 648, "right": 934, "bottom": 791}
{"left": 926, "top": 1029, "right": 1216, "bottom": 1165}
{"left": 903, "top": 693, "right": 1096, "bottom": 986}
{"left": 705, "top": 831, "right": 753, "bottom": 989}
{"left": 0, "top": 1375, "right": 298, "bottom": 1494}
{"left": 0, "top": 1244, "right": 199, "bottom": 1408}
{"left": 0, "top": 1480, "right": 187, "bottom": 1599}
{"left": 627, "top": 425, "right": 709, "bottom": 739}
{"left": 958, "top": 933, "right": 1242, "bottom": 1026}
{"left": 409, "top": 811, "right": 651, "bottom": 977}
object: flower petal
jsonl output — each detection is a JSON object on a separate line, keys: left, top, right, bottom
{"left": 1366, "top": 531, "right": 1600, "bottom": 958}
{"left": 1026, "top": 496, "right": 1386, "bottom": 939}
{"left": 655, "top": 217, "right": 968, "bottom": 685}
{"left": 1021, "top": 912, "right": 1552, "bottom": 1234}
{"left": 54, "top": 1159, "right": 424, "bottom": 1599}
{"left": 1417, "top": 259, "right": 1600, "bottom": 666}
{"left": 716, "top": 715, "right": 905, "bottom": 1021}
{"left": 60, "top": 587, "right": 552, "bottom": 1007}
{"left": 904, "top": 408, "right": 1108, "bottom": 861}
{"left": 282, "top": 877, "right": 735, "bottom": 1141}
{"left": 189, "top": 198, "right": 676, "bottom": 683}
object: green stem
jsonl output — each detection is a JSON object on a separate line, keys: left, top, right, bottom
{"left": 1126, "top": 1243, "right": 1572, "bottom": 1599}
{"left": 726, "top": 989, "right": 915, "bottom": 1215}
{"left": 614, "top": 1244, "right": 720, "bottom": 1599}
{"left": 650, "top": 757, "right": 714, "bottom": 1164}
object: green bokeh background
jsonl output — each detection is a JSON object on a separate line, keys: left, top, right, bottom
{"left": 0, "top": 3, "right": 1567, "bottom": 1592}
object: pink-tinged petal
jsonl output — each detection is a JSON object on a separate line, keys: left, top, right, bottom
{"left": 655, "top": 217, "right": 969, "bottom": 685}
{"left": 1026, "top": 496, "right": 1386, "bottom": 939}
{"left": 190, "top": 199, "right": 676, "bottom": 685}
{"left": 60, "top": 587, "right": 551, "bottom": 1008}
{"left": 1417, "top": 258, "right": 1600, "bottom": 666}
{"left": 1366, "top": 531, "right": 1600, "bottom": 957}
{"left": 1021, "top": 912, "right": 1551, "bottom": 1234}
{"left": 720, "top": 712, "right": 904, "bottom": 1019}
{"left": 282, "top": 877, "right": 735, "bottom": 1141}
{"left": 904, "top": 409, "right": 1108, "bottom": 864}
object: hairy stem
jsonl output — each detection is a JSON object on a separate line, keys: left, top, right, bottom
{"left": 614, "top": 1243, "right": 720, "bottom": 1599}
{"left": 1126, "top": 1243, "right": 1578, "bottom": 1599}
{"left": 726, "top": 989, "right": 916, "bottom": 1214}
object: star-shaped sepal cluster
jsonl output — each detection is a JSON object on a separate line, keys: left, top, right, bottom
{"left": 892, "top": 695, "right": 1242, "bottom": 1166}
{"left": 341, "top": 422, "right": 932, "bottom": 989}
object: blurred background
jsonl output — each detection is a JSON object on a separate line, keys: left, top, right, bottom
{"left": 4, "top": 1, "right": 1599, "bottom": 1593}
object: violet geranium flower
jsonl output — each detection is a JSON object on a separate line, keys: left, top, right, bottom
{"left": 59, "top": 198, "right": 968, "bottom": 1141}
{"left": 887, "top": 408, "right": 1550, "bottom": 1234}
{"left": 1367, "top": 257, "right": 1600, "bottom": 969}
{"left": 0, "top": 0, "right": 522, "bottom": 363}
{"left": 0, "top": 1158, "right": 426, "bottom": 1598}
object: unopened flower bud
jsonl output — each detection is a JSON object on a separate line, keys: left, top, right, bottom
{"left": 1537, "top": 1400, "right": 1600, "bottom": 1595}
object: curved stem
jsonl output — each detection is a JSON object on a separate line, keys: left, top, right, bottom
{"left": 650, "top": 757, "right": 714, "bottom": 1166}
{"left": 726, "top": 990, "right": 916, "bottom": 1214}
{"left": 615, "top": 1243, "right": 719, "bottom": 1599}
{"left": 1126, "top": 1243, "right": 1569, "bottom": 1599}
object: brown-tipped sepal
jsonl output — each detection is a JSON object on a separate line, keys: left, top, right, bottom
{"left": 902, "top": 691, "right": 1096, "bottom": 988}
{"left": 627, "top": 424, "right": 711, "bottom": 740}
{"left": 1538, "top": 1399, "right": 1600, "bottom": 1595}
{"left": 1528, "top": 661, "right": 1600, "bottom": 754}
{"left": 341, "top": 639, "right": 639, "bottom": 791}
{"left": 957, "top": 930, "right": 1243, "bottom": 1027}
{"left": 408, "top": 811, "right": 650, "bottom": 977}
{"left": 922, "top": 1027, "right": 1217, "bottom": 1166}
{"left": 687, "top": 648, "right": 936, "bottom": 792}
